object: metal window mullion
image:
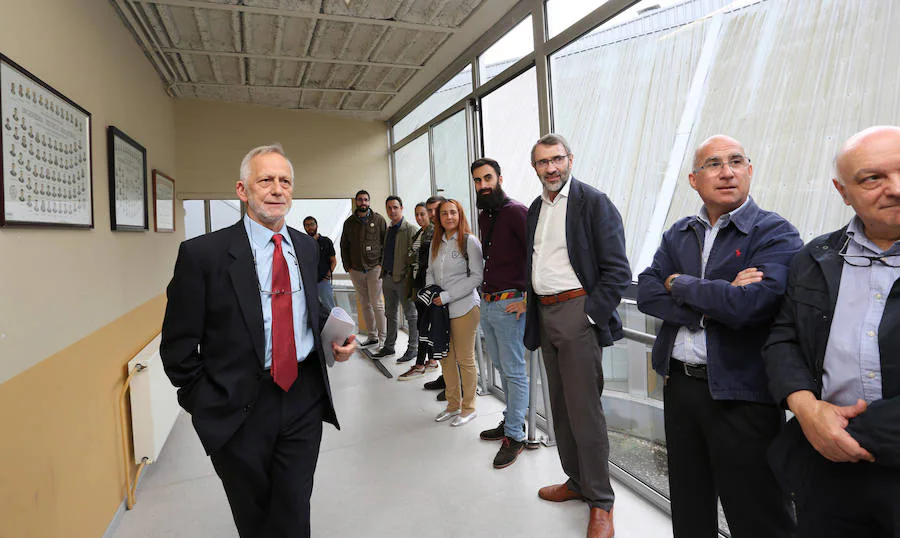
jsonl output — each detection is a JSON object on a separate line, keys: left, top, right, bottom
{"left": 203, "top": 200, "right": 212, "bottom": 234}
{"left": 532, "top": 0, "right": 551, "bottom": 135}
{"left": 427, "top": 125, "right": 437, "bottom": 198}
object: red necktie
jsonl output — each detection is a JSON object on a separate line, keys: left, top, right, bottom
{"left": 271, "top": 233, "right": 297, "bottom": 391}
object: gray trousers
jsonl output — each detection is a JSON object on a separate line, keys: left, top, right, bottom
{"left": 538, "top": 295, "right": 614, "bottom": 511}
{"left": 382, "top": 276, "right": 417, "bottom": 353}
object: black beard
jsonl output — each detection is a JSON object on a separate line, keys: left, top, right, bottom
{"left": 355, "top": 205, "right": 369, "bottom": 214}
{"left": 476, "top": 187, "right": 506, "bottom": 210}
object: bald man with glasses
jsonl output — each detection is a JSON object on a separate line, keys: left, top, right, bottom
{"left": 637, "top": 135, "right": 800, "bottom": 538}
{"left": 765, "top": 126, "right": 900, "bottom": 538}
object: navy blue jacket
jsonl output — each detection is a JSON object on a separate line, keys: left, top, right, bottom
{"left": 636, "top": 197, "right": 802, "bottom": 403}
{"left": 524, "top": 178, "right": 631, "bottom": 351}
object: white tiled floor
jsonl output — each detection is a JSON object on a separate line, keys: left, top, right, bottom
{"left": 110, "top": 337, "right": 673, "bottom": 538}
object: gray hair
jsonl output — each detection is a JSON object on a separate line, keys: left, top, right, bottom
{"left": 531, "top": 133, "right": 573, "bottom": 163}
{"left": 239, "top": 143, "right": 294, "bottom": 183}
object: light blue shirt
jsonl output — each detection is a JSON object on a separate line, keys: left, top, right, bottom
{"left": 822, "top": 217, "right": 900, "bottom": 406}
{"left": 671, "top": 199, "right": 750, "bottom": 365}
{"left": 244, "top": 215, "right": 315, "bottom": 368}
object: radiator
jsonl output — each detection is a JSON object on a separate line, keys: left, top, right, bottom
{"left": 127, "top": 334, "right": 180, "bottom": 464}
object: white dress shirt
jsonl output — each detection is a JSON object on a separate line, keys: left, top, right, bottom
{"left": 532, "top": 178, "right": 582, "bottom": 295}
{"left": 244, "top": 215, "right": 315, "bottom": 368}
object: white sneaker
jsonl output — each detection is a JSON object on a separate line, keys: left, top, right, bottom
{"left": 451, "top": 412, "right": 478, "bottom": 427}
{"left": 435, "top": 409, "right": 461, "bottom": 422}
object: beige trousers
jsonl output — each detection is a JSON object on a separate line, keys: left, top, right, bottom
{"left": 349, "top": 267, "right": 386, "bottom": 340}
{"left": 442, "top": 306, "right": 480, "bottom": 414}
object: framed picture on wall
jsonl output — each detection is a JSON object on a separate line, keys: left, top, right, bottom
{"left": 0, "top": 53, "right": 93, "bottom": 228}
{"left": 107, "top": 126, "right": 148, "bottom": 231}
{"left": 152, "top": 169, "right": 175, "bottom": 232}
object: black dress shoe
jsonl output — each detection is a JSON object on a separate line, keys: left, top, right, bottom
{"left": 423, "top": 375, "right": 445, "bottom": 390}
{"left": 360, "top": 337, "right": 378, "bottom": 347}
{"left": 436, "top": 389, "right": 446, "bottom": 402}
{"left": 372, "top": 347, "right": 395, "bottom": 358}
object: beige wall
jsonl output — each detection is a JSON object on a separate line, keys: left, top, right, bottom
{"left": 174, "top": 98, "right": 391, "bottom": 204}
{"left": 0, "top": 1, "right": 179, "bottom": 537}
{"left": 0, "top": 1, "right": 180, "bottom": 384}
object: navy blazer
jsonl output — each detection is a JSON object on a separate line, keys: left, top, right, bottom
{"left": 160, "top": 221, "right": 337, "bottom": 455}
{"left": 524, "top": 177, "right": 631, "bottom": 351}
{"left": 637, "top": 197, "right": 802, "bottom": 403}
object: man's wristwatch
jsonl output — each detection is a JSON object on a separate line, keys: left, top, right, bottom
{"left": 664, "top": 273, "right": 681, "bottom": 291}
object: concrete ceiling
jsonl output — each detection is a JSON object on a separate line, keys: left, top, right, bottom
{"left": 112, "top": 0, "right": 518, "bottom": 121}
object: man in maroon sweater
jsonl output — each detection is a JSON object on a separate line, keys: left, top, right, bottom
{"left": 472, "top": 157, "right": 531, "bottom": 469}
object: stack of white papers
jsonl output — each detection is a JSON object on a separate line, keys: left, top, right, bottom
{"left": 321, "top": 307, "right": 357, "bottom": 367}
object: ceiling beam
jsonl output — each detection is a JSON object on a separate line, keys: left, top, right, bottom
{"left": 160, "top": 47, "right": 422, "bottom": 70}
{"left": 174, "top": 82, "right": 397, "bottom": 96}
{"left": 131, "top": 0, "right": 458, "bottom": 34}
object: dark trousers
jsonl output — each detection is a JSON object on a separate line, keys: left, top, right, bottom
{"left": 797, "top": 455, "right": 900, "bottom": 538}
{"left": 664, "top": 367, "right": 794, "bottom": 538}
{"left": 414, "top": 300, "right": 431, "bottom": 366}
{"left": 210, "top": 357, "right": 326, "bottom": 538}
{"left": 538, "top": 296, "right": 614, "bottom": 511}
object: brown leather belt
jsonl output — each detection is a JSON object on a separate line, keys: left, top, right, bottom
{"left": 538, "top": 288, "right": 587, "bottom": 306}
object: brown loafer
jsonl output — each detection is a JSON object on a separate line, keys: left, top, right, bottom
{"left": 538, "top": 483, "right": 583, "bottom": 502}
{"left": 587, "top": 507, "right": 614, "bottom": 538}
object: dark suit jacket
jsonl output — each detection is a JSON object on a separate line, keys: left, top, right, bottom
{"left": 160, "top": 221, "right": 338, "bottom": 455}
{"left": 524, "top": 177, "right": 631, "bottom": 351}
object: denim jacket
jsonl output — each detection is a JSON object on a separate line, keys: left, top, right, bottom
{"left": 637, "top": 197, "right": 802, "bottom": 403}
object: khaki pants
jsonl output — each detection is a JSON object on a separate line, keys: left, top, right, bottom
{"left": 349, "top": 268, "right": 386, "bottom": 340}
{"left": 442, "top": 306, "right": 480, "bottom": 414}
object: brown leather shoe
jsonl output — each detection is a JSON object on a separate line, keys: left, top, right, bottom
{"left": 538, "top": 483, "right": 583, "bottom": 502}
{"left": 587, "top": 507, "right": 614, "bottom": 538}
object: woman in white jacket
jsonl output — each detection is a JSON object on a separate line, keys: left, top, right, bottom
{"left": 427, "top": 199, "right": 484, "bottom": 426}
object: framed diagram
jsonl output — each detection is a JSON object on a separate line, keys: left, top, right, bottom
{"left": 1, "top": 53, "right": 93, "bottom": 228}
{"left": 152, "top": 169, "right": 175, "bottom": 232}
{"left": 107, "top": 126, "right": 148, "bottom": 231}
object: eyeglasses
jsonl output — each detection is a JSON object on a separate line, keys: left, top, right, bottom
{"left": 252, "top": 248, "right": 304, "bottom": 296}
{"left": 693, "top": 155, "right": 751, "bottom": 174}
{"left": 839, "top": 235, "right": 900, "bottom": 267}
{"left": 533, "top": 155, "right": 569, "bottom": 168}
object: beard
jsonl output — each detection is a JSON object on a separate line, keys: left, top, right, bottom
{"left": 539, "top": 168, "right": 570, "bottom": 193}
{"left": 476, "top": 186, "right": 506, "bottom": 210}
{"left": 355, "top": 204, "right": 369, "bottom": 214}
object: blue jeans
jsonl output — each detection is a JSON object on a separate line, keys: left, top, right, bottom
{"left": 317, "top": 279, "right": 336, "bottom": 313}
{"left": 481, "top": 297, "right": 528, "bottom": 441}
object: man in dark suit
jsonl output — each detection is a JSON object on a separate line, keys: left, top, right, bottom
{"left": 524, "top": 133, "right": 631, "bottom": 538}
{"left": 160, "top": 144, "right": 356, "bottom": 538}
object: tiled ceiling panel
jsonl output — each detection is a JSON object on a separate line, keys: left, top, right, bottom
{"left": 112, "top": 0, "right": 502, "bottom": 119}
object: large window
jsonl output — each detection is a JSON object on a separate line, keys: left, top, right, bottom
{"left": 394, "top": 135, "right": 432, "bottom": 223}
{"left": 550, "top": 0, "right": 725, "bottom": 272}
{"left": 480, "top": 67, "right": 541, "bottom": 207}
{"left": 432, "top": 111, "right": 473, "bottom": 224}
{"left": 478, "top": 16, "right": 534, "bottom": 85}
{"left": 392, "top": 66, "right": 472, "bottom": 143}
{"left": 286, "top": 199, "right": 352, "bottom": 275}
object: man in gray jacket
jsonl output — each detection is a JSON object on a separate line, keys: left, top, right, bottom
{"left": 374, "top": 195, "right": 418, "bottom": 361}
{"left": 341, "top": 189, "right": 387, "bottom": 347}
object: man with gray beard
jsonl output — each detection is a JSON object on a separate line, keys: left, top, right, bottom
{"left": 524, "top": 133, "right": 631, "bottom": 538}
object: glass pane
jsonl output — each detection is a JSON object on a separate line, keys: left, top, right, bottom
{"left": 480, "top": 67, "right": 542, "bottom": 208}
{"left": 550, "top": 0, "right": 727, "bottom": 273}
{"left": 393, "top": 65, "right": 472, "bottom": 143}
{"left": 182, "top": 200, "right": 205, "bottom": 240}
{"left": 394, "top": 134, "right": 432, "bottom": 223}
{"left": 478, "top": 15, "right": 534, "bottom": 85}
{"left": 432, "top": 111, "right": 473, "bottom": 227}
{"left": 545, "top": 0, "right": 611, "bottom": 39}
{"left": 285, "top": 198, "right": 353, "bottom": 275}
{"left": 209, "top": 200, "right": 241, "bottom": 232}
